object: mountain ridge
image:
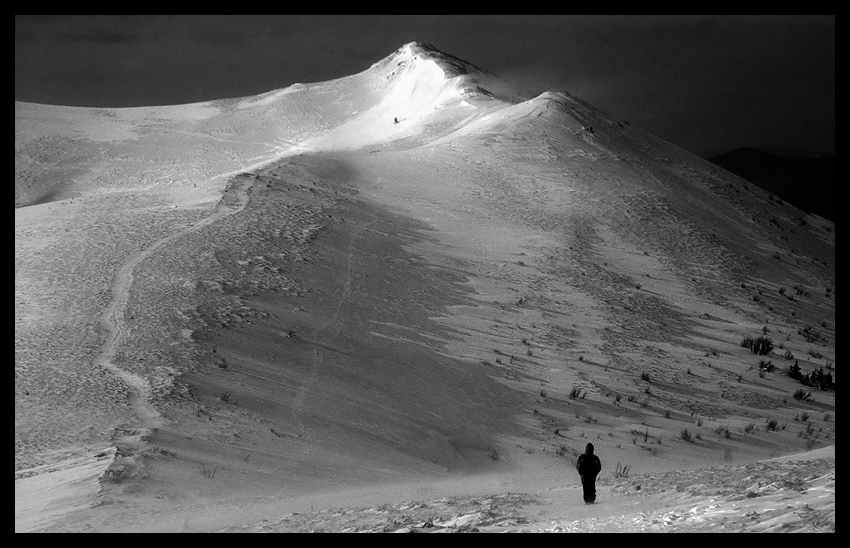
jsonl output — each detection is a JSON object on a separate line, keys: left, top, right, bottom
{"left": 15, "top": 42, "right": 834, "bottom": 532}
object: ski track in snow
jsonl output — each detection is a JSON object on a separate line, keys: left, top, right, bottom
{"left": 291, "top": 217, "right": 378, "bottom": 440}
{"left": 91, "top": 151, "right": 297, "bottom": 446}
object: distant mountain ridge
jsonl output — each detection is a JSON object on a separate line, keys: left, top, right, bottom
{"left": 708, "top": 148, "right": 835, "bottom": 221}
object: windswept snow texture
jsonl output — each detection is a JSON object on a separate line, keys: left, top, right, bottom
{"left": 16, "top": 42, "right": 834, "bottom": 532}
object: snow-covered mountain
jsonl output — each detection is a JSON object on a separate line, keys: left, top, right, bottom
{"left": 15, "top": 42, "right": 834, "bottom": 532}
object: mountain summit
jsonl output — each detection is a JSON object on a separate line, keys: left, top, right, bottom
{"left": 373, "top": 41, "right": 523, "bottom": 101}
{"left": 293, "top": 41, "right": 528, "bottom": 151}
{"left": 391, "top": 41, "right": 494, "bottom": 77}
{"left": 16, "top": 43, "right": 834, "bottom": 532}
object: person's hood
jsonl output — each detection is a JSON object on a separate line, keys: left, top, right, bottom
{"left": 585, "top": 443, "right": 594, "bottom": 455}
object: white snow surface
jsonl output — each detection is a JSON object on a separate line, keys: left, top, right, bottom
{"left": 15, "top": 41, "right": 835, "bottom": 533}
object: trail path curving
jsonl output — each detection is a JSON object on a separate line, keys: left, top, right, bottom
{"left": 92, "top": 159, "right": 273, "bottom": 441}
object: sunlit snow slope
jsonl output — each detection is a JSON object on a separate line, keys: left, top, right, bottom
{"left": 15, "top": 42, "right": 517, "bottom": 207}
{"left": 16, "top": 42, "right": 834, "bottom": 533}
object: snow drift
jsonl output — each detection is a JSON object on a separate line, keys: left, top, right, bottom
{"left": 15, "top": 41, "right": 834, "bottom": 533}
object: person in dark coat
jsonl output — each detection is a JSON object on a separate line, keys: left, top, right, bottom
{"left": 576, "top": 443, "right": 602, "bottom": 503}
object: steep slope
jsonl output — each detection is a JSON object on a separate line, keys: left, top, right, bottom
{"left": 16, "top": 42, "right": 834, "bottom": 532}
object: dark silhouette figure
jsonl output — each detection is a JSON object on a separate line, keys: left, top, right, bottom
{"left": 576, "top": 443, "right": 602, "bottom": 504}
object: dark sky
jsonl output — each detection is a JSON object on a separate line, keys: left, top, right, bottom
{"left": 15, "top": 15, "right": 834, "bottom": 157}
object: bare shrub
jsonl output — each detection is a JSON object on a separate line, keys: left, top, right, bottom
{"left": 789, "top": 361, "right": 803, "bottom": 380}
{"left": 793, "top": 389, "right": 813, "bottom": 402}
{"left": 714, "top": 425, "right": 731, "bottom": 439}
{"left": 801, "top": 326, "right": 820, "bottom": 343}
{"left": 742, "top": 334, "right": 774, "bottom": 354}
{"left": 614, "top": 462, "right": 632, "bottom": 478}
